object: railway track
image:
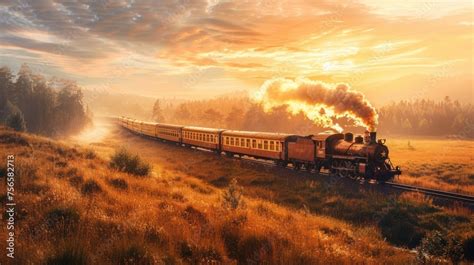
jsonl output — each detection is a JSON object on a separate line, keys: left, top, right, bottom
{"left": 198, "top": 146, "right": 474, "bottom": 204}
{"left": 124, "top": 127, "right": 474, "bottom": 205}
{"left": 385, "top": 182, "right": 474, "bottom": 204}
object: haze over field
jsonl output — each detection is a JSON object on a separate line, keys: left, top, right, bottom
{"left": 0, "top": 0, "right": 472, "bottom": 105}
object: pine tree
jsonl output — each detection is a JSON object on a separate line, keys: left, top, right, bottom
{"left": 6, "top": 111, "right": 26, "bottom": 132}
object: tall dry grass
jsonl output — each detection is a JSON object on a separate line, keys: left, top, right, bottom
{"left": 0, "top": 127, "right": 419, "bottom": 264}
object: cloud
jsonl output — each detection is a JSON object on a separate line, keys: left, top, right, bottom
{"left": 0, "top": 0, "right": 471, "bottom": 101}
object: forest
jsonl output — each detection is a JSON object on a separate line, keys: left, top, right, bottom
{"left": 151, "top": 95, "right": 474, "bottom": 138}
{"left": 0, "top": 64, "right": 90, "bottom": 136}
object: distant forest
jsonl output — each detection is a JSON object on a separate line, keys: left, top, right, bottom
{"left": 0, "top": 64, "right": 90, "bottom": 136}
{"left": 151, "top": 95, "right": 474, "bottom": 138}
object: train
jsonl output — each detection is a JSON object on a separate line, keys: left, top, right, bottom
{"left": 118, "top": 116, "right": 401, "bottom": 182}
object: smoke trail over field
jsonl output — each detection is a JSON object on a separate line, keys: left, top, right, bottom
{"left": 253, "top": 78, "right": 378, "bottom": 132}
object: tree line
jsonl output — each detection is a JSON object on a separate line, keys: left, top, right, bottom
{"left": 0, "top": 64, "right": 90, "bottom": 136}
{"left": 378, "top": 97, "right": 473, "bottom": 138}
{"left": 152, "top": 95, "right": 474, "bottom": 138}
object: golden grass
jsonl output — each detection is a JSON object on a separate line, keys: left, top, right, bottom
{"left": 388, "top": 137, "right": 474, "bottom": 195}
{"left": 0, "top": 127, "right": 418, "bottom": 264}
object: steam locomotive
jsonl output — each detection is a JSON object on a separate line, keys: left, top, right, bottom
{"left": 119, "top": 117, "right": 401, "bottom": 182}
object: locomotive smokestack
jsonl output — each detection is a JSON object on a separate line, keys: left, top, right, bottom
{"left": 370, "top": 132, "right": 376, "bottom": 144}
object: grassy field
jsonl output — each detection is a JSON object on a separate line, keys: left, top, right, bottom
{"left": 0, "top": 125, "right": 472, "bottom": 264}
{"left": 387, "top": 137, "right": 474, "bottom": 195}
{"left": 0, "top": 127, "right": 416, "bottom": 264}
{"left": 94, "top": 125, "right": 473, "bottom": 262}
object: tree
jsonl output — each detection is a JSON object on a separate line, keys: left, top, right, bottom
{"left": 225, "top": 107, "right": 243, "bottom": 129}
{"left": 0, "top": 66, "right": 14, "bottom": 106}
{"left": 14, "top": 64, "right": 34, "bottom": 112}
{"left": 174, "top": 104, "right": 191, "bottom": 122}
{"left": 6, "top": 111, "right": 26, "bottom": 132}
{"left": 152, "top": 99, "right": 165, "bottom": 122}
{"left": 202, "top": 108, "right": 222, "bottom": 127}
{"left": 54, "top": 80, "right": 89, "bottom": 135}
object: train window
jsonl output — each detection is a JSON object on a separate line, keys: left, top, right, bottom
{"left": 235, "top": 138, "right": 239, "bottom": 146}
{"left": 270, "top": 141, "right": 274, "bottom": 151}
{"left": 264, "top": 140, "right": 268, "bottom": 150}
{"left": 258, "top": 140, "right": 262, "bottom": 149}
{"left": 276, "top": 142, "right": 280, "bottom": 151}
{"left": 225, "top": 137, "right": 229, "bottom": 145}
{"left": 246, "top": 139, "right": 250, "bottom": 148}
{"left": 252, "top": 139, "right": 256, "bottom": 148}
{"left": 240, "top": 138, "right": 245, "bottom": 147}
{"left": 230, "top": 137, "right": 234, "bottom": 145}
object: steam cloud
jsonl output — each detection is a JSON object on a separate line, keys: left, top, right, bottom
{"left": 253, "top": 78, "right": 378, "bottom": 131}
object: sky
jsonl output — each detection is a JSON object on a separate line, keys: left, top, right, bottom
{"left": 0, "top": 0, "right": 472, "bottom": 105}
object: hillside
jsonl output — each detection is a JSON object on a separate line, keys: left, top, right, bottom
{"left": 0, "top": 126, "right": 472, "bottom": 264}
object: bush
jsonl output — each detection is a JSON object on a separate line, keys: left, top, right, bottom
{"left": 178, "top": 241, "right": 222, "bottom": 264}
{"left": 416, "top": 231, "right": 464, "bottom": 264}
{"left": 463, "top": 235, "right": 474, "bottom": 261}
{"left": 378, "top": 205, "right": 424, "bottom": 248}
{"left": 46, "top": 245, "right": 88, "bottom": 265}
{"left": 221, "top": 225, "right": 240, "bottom": 259}
{"left": 222, "top": 178, "right": 243, "bottom": 210}
{"left": 237, "top": 235, "right": 273, "bottom": 265}
{"left": 110, "top": 243, "right": 153, "bottom": 265}
{"left": 81, "top": 179, "right": 102, "bottom": 195}
{"left": 107, "top": 178, "right": 128, "bottom": 190}
{"left": 110, "top": 148, "right": 151, "bottom": 177}
{"left": 84, "top": 149, "right": 96, "bottom": 159}
{"left": 45, "top": 207, "right": 80, "bottom": 236}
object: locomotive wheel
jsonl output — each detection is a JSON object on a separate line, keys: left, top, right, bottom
{"left": 293, "top": 163, "right": 301, "bottom": 171}
{"left": 343, "top": 161, "right": 357, "bottom": 179}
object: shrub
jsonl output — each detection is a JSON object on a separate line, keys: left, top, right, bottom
{"left": 378, "top": 205, "right": 424, "bottom": 248}
{"left": 221, "top": 225, "right": 241, "bottom": 259}
{"left": 69, "top": 176, "right": 84, "bottom": 188}
{"left": 110, "top": 148, "right": 151, "bottom": 177}
{"left": 110, "top": 243, "right": 153, "bottom": 265}
{"left": 237, "top": 235, "right": 273, "bottom": 265}
{"left": 81, "top": 179, "right": 102, "bottom": 195}
{"left": 144, "top": 226, "right": 167, "bottom": 246}
{"left": 45, "top": 207, "right": 80, "bottom": 236}
{"left": 178, "top": 241, "right": 222, "bottom": 264}
{"left": 84, "top": 149, "right": 96, "bottom": 159}
{"left": 222, "top": 178, "right": 243, "bottom": 210}
{"left": 107, "top": 178, "right": 128, "bottom": 190}
{"left": 416, "top": 231, "right": 464, "bottom": 264}
{"left": 462, "top": 235, "right": 474, "bottom": 261}
{"left": 182, "top": 205, "right": 207, "bottom": 226}
{"left": 46, "top": 245, "right": 88, "bottom": 265}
